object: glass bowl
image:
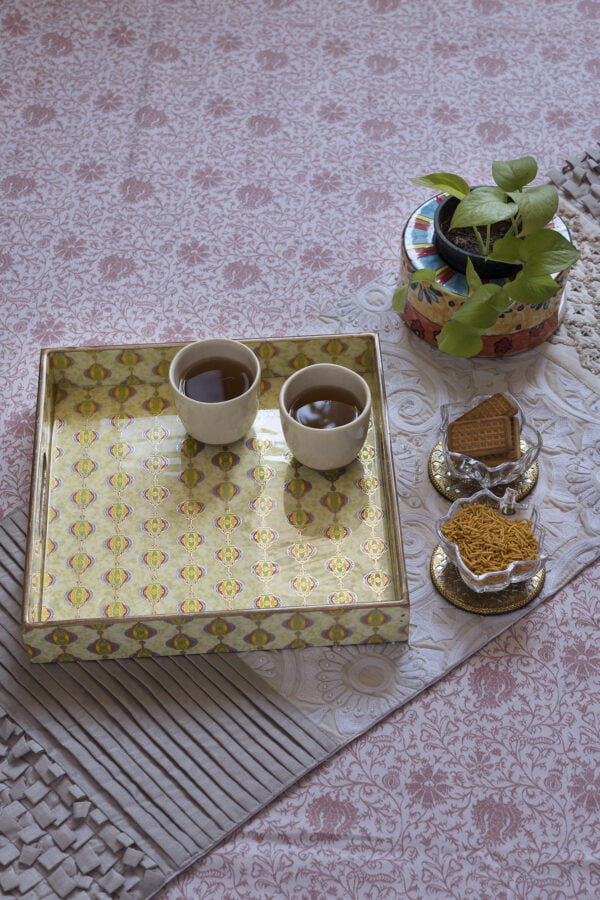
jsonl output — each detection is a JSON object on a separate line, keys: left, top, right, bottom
{"left": 435, "top": 488, "right": 547, "bottom": 593}
{"left": 440, "top": 393, "right": 541, "bottom": 489}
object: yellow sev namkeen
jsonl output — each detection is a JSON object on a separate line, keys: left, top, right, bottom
{"left": 441, "top": 503, "right": 539, "bottom": 575}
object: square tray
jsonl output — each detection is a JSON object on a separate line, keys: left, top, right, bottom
{"left": 23, "top": 333, "right": 409, "bottom": 662}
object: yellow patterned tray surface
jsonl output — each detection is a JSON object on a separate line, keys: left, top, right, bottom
{"left": 23, "top": 334, "right": 408, "bottom": 662}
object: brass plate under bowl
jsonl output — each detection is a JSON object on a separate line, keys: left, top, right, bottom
{"left": 428, "top": 441, "right": 539, "bottom": 501}
{"left": 430, "top": 544, "right": 545, "bottom": 615}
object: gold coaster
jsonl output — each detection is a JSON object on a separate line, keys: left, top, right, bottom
{"left": 428, "top": 440, "right": 539, "bottom": 501}
{"left": 430, "top": 544, "right": 545, "bottom": 615}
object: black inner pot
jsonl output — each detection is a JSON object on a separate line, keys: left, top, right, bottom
{"left": 433, "top": 193, "right": 522, "bottom": 280}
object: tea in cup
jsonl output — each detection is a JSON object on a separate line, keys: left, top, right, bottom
{"left": 279, "top": 363, "right": 371, "bottom": 469}
{"left": 169, "top": 339, "right": 260, "bottom": 444}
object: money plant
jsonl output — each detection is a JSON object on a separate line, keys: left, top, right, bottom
{"left": 393, "top": 155, "right": 580, "bottom": 357}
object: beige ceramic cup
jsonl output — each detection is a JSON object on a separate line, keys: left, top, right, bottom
{"left": 279, "top": 363, "right": 372, "bottom": 469}
{"left": 169, "top": 339, "right": 261, "bottom": 444}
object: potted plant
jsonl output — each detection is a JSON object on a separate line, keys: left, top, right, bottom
{"left": 393, "top": 156, "right": 580, "bottom": 358}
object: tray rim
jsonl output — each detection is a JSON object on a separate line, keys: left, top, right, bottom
{"left": 23, "top": 331, "right": 408, "bottom": 631}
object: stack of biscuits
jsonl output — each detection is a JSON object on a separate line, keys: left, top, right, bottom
{"left": 447, "top": 393, "right": 521, "bottom": 465}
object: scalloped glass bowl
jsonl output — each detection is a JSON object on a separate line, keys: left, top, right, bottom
{"left": 435, "top": 488, "right": 547, "bottom": 593}
{"left": 440, "top": 394, "right": 542, "bottom": 489}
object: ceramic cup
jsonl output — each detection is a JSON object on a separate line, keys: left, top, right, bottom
{"left": 279, "top": 363, "right": 372, "bottom": 469}
{"left": 169, "top": 338, "right": 261, "bottom": 444}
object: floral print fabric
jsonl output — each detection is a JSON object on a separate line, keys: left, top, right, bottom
{"left": 2, "top": 0, "right": 600, "bottom": 897}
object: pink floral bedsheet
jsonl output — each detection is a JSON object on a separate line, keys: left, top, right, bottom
{"left": 2, "top": 0, "right": 600, "bottom": 897}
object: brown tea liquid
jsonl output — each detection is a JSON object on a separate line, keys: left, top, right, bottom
{"left": 289, "top": 386, "right": 362, "bottom": 429}
{"left": 180, "top": 356, "right": 253, "bottom": 403}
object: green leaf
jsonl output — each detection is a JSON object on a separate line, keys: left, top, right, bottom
{"left": 391, "top": 285, "right": 408, "bottom": 312}
{"left": 436, "top": 283, "right": 513, "bottom": 357}
{"left": 509, "top": 184, "right": 559, "bottom": 235}
{"left": 519, "top": 229, "right": 580, "bottom": 275}
{"left": 392, "top": 269, "right": 437, "bottom": 313}
{"left": 492, "top": 156, "right": 537, "bottom": 191}
{"left": 451, "top": 283, "right": 506, "bottom": 329}
{"left": 411, "top": 268, "right": 438, "bottom": 283}
{"left": 436, "top": 320, "right": 484, "bottom": 357}
{"left": 465, "top": 257, "right": 482, "bottom": 293}
{"left": 410, "top": 173, "right": 470, "bottom": 199}
{"left": 450, "top": 187, "right": 518, "bottom": 229}
{"left": 491, "top": 229, "right": 579, "bottom": 273}
{"left": 489, "top": 234, "right": 525, "bottom": 264}
{"left": 504, "top": 273, "right": 560, "bottom": 305}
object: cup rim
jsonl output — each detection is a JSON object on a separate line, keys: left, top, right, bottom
{"left": 169, "top": 338, "right": 261, "bottom": 406}
{"left": 278, "top": 363, "right": 372, "bottom": 433}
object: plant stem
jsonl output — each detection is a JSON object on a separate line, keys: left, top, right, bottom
{"left": 472, "top": 225, "right": 486, "bottom": 256}
{"left": 508, "top": 189, "right": 521, "bottom": 237}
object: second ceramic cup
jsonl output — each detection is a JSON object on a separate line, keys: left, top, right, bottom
{"left": 169, "top": 338, "right": 261, "bottom": 444}
{"left": 279, "top": 363, "right": 372, "bottom": 469}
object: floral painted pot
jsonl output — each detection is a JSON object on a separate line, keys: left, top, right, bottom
{"left": 399, "top": 194, "right": 572, "bottom": 358}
